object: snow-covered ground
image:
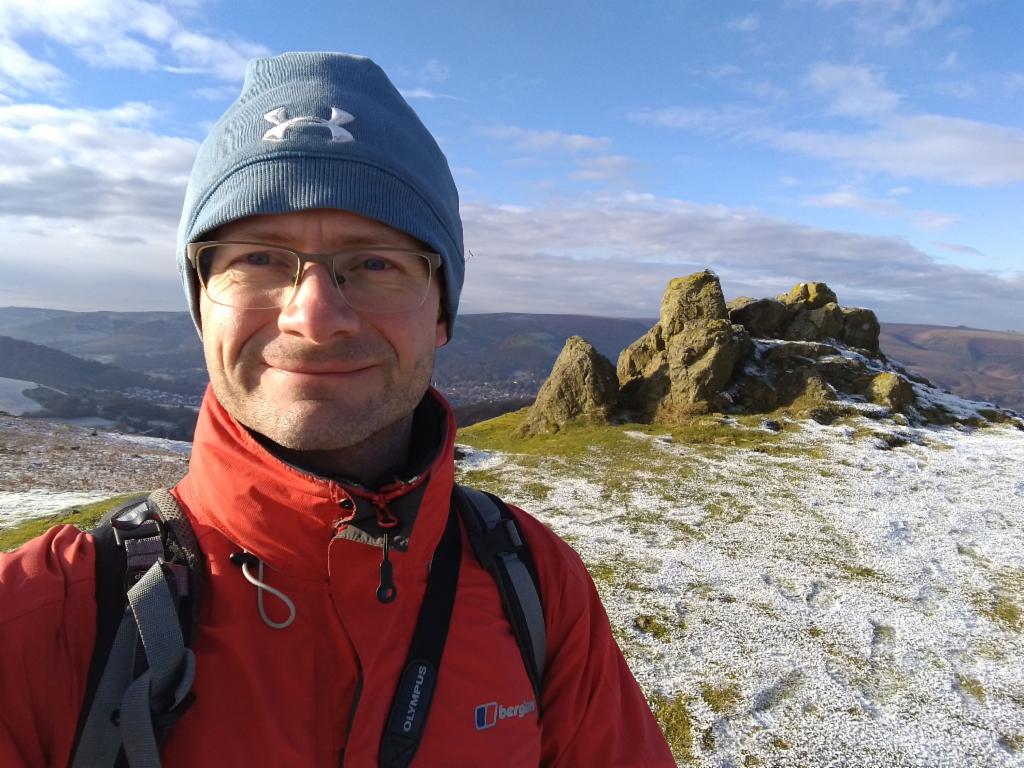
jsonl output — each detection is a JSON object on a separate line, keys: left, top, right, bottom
{"left": 457, "top": 419, "right": 1024, "bottom": 767}
{"left": 0, "top": 414, "right": 191, "bottom": 530}
{"left": 0, "top": 490, "right": 118, "bottom": 528}
{"left": 0, "top": 377, "right": 44, "bottom": 416}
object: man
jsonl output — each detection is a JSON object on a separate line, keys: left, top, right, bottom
{"left": 0, "top": 52, "right": 675, "bottom": 766}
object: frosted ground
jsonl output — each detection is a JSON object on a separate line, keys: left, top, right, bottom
{"left": 457, "top": 416, "right": 1024, "bottom": 767}
{"left": 0, "top": 414, "right": 191, "bottom": 526}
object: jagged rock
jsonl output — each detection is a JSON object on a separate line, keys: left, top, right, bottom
{"left": 816, "top": 356, "right": 874, "bottom": 397}
{"left": 840, "top": 307, "right": 881, "bottom": 353}
{"left": 785, "top": 302, "right": 844, "bottom": 342}
{"left": 617, "top": 326, "right": 665, "bottom": 387}
{"left": 656, "top": 321, "right": 751, "bottom": 420}
{"left": 659, "top": 270, "right": 728, "bottom": 336}
{"left": 618, "top": 272, "right": 749, "bottom": 422}
{"left": 518, "top": 336, "right": 618, "bottom": 435}
{"left": 726, "top": 296, "right": 756, "bottom": 314}
{"left": 777, "top": 281, "right": 838, "bottom": 310}
{"left": 868, "top": 372, "right": 915, "bottom": 412}
{"left": 730, "top": 298, "right": 790, "bottom": 338}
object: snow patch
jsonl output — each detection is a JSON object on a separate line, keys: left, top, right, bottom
{"left": 0, "top": 377, "right": 44, "bottom": 416}
{"left": 0, "top": 490, "right": 116, "bottom": 528}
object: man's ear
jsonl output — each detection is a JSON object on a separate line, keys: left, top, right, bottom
{"left": 435, "top": 309, "right": 449, "bottom": 348}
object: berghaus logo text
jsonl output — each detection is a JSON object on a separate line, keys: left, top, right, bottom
{"left": 474, "top": 699, "right": 537, "bottom": 730}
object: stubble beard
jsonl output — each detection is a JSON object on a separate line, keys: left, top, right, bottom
{"left": 208, "top": 338, "right": 437, "bottom": 453}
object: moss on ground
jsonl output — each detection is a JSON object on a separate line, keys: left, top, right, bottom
{"left": 584, "top": 546, "right": 646, "bottom": 581}
{"left": 634, "top": 613, "right": 672, "bottom": 640}
{"left": 700, "top": 682, "right": 741, "bottom": 714}
{"left": 955, "top": 673, "right": 986, "bottom": 703}
{"left": 970, "top": 567, "right": 1024, "bottom": 632}
{"left": 0, "top": 493, "right": 140, "bottom": 552}
{"left": 1000, "top": 733, "right": 1023, "bottom": 753}
{"left": 651, "top": 692, "right": 695, "bottom": 764}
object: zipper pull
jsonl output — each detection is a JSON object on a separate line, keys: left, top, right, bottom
{"left": 377, "top": 531, "right": 397, "bottom": 604}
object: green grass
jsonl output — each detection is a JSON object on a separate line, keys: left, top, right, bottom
{"left": 955, "top": 673, "right": 986, "bottom": 703}
{"left": 651, "top": 692, "right": 695, "bottom": 764}
{"left": 700, "top": 682, "right": 741, "bottom": 714}
{"left": 969, "top": 567, "right": 1024, "bottom": 632}
{"left": 458, "top": 408, "right": 798, "bottom": 457}
{"left": 0, "top": 493, "right": 140, "bottom": 552}
{"left": 634, "top": 613, "right": 672, "bottom": 640}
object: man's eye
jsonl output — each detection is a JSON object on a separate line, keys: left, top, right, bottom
{"left": 360, "top": 257, "right": 392, "bottom": 271}
{"left": 242, "top": 251, "right": 273, "bottom": 266}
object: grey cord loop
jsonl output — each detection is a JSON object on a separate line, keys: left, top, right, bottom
{"left": 240, "top": 553, "right": 296, "bottom": 630}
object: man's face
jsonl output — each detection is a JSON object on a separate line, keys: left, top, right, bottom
{"left": 198, "top": 208, "right": 448, "bottom": 452}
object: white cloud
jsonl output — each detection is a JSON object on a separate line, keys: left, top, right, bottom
{"left": 0, "top": 0, "right": 269, "bottom": 86}
{"left": 813, "top": 0, "right": 957, "bottom": 45}
{"left": 709, "top": 64, "right": 742, "bottom": 79}
{"left": 939, "top": 51, "right": 959, "bottom": 70}
{"left": 764, "top": 114, "right": 1024, "bottom": 186}
{"left": 570, "top": 155, "right": 637, "bottom": 182}
{"left": 932, "top": 241, "right": 984, "bottom": 258}
{"left": 628, "top": 105, "right": 761, "bottom": 136}
{"left": 476, "top": 124, "right": 611, "bottom": 154}
{"left": 78, "top": 37, "right": 160, "bottom": 70}
{"left": 934, "top": 80, "right": 975, "bottom": 99}
{"left": 636, "top": 62, "right": 1024, "bottom": 187}
{"left": 192, "top": 85, "right": 239, "bottom": 102}
{"left": 801, "top": 187, "right": 959, "bottom": 230}
{"left": 458, "top": 196, "right": 1021, "bottom": 330}
{"left": 0, "top": 101, "right": 197, "bottom": 222}
{"left": 728, "top": 14, "right": 760, "bottom": 32}
{"left": 1003, "top": 73, "right": 1024, "bottom": 94}
{"left": 418, "top": 59, "right": 450, "bottom": 83}
{"left": 399, "top": 87, "right": 456, "bottom": 101}
{"left": 0, "top": 37, "right": 67, "bottom": 97}
{"left": 804, "top": 63, "right": 901, "bottom": 117}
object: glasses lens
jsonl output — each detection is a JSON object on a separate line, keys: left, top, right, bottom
{"left": 332, "top": 250, "right": 432, "bottom": 313}
{"left": 198, "top": 244, "right": 299, "bottom": 309}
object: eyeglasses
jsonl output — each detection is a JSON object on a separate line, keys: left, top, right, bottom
{"left": 186, "top": 241, "right": 441, "bottom": 313}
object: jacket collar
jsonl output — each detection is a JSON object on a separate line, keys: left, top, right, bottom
{"left": 180, "top": 385, "right": 457, "bottom": 580}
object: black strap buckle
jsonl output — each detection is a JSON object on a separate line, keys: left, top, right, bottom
{"left": 468, "top": 518, "right": 523, "bottom": 569}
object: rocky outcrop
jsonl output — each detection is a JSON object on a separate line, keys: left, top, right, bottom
{"left": 785, "top": 302, "right": 845, "bottom": 342}
{"left": 868, "top": 372, "right": 915, "bottom": 412}
{"left": 777, "top": 281, "right": 838, "bottom": 310}
{"left": 519, "top": 272, "right": 1019, "bottom": 432}
{"left": 840, "top": 307, "right": 881, "bottom": 353}
{"left": 728, "top": 298, "right": 789, "bottom": 339}
{"left": 518, "top": 336, "right": 618, "bottom": 435}
{"left": 618, "top": 271, "right": 751, "bottom": 422}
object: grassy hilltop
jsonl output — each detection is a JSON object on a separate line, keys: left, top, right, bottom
{"left": 455, "top": 408, "right": 1024, "bottom": 766}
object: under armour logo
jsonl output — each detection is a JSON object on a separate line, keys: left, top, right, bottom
{"left": 262, "top": 107, "right": 355, "bottom": 143}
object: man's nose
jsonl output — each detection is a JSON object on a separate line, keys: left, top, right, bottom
{"left": 277, "top": 263, "right": 361, "bottom": 341}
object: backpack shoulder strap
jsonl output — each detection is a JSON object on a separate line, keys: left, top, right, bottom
{"left": 454, "top": 485, "right": 546, "bottom": 705}
{"left": 69, "top": 490, "right": 202, "bottom": 768}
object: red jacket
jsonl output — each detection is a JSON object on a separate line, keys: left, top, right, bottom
{"left": 0, "top": 388, "right": 675, "bottom": 767}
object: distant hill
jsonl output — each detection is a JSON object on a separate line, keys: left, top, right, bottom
{"left": 879, "top": 324, "right": 1023, "bottom": 413}
{"left": 0, "top": 307, "right": 1020, "bottom": 413}
{"left": 0, "top": 336, "right": 187, "bottom": 394}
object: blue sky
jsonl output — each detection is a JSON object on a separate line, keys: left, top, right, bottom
{"left": 0, "top": 0, "right": 1021, "bottom": 330}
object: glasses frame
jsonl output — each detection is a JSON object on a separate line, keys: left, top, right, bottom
{"left": 185, "top": 240, "right": 442, "bottom": 313}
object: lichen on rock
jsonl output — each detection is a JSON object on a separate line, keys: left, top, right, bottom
{"left": 518, "top": 335, "right": 618, "bottom": 435}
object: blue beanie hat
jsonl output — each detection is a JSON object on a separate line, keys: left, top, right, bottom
{"left": 176, "top": 52, "right": 464, "bottom": 339}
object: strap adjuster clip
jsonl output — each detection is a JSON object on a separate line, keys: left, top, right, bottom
{"left": 469, "top": 519, "right": 523, "bottom": 568}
